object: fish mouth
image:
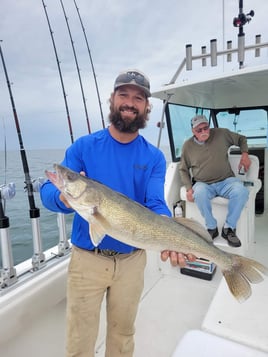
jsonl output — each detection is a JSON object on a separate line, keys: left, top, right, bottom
{"left": 45, "top": 170, "right": 58, "bottom": 185}
{"left": 45, "top": 165, "right": 65, "bottom": 191}
{"left": 46, "top": 164, "right": 87, "bottom": 200}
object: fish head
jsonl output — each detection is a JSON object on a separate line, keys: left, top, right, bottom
{"left": 45, "top": 164, "right": 108, "bottom": 245}
{"left": 45, "top": 164, "right": 89, "bottom": 201}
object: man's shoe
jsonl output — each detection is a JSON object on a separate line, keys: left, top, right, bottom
{"left": 221, "top": 227, "right": 241, "bottom": 247}
{"left": 207, "top": 227, "right": 218, "bottom": 239}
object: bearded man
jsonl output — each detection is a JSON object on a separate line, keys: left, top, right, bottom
{"left": 40, "top": 69, "right": 194, "bottom": 357}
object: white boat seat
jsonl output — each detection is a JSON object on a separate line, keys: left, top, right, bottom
{"left": 180, "top": 154, "right": 262, "bottom": 253}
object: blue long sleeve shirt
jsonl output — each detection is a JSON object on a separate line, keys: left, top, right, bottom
{"left": 40, "top": 128, "right": 171, "bottom": 253}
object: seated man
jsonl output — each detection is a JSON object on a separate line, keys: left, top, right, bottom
{"left": 179, "top": 115, "right": 251, "bottom": 247}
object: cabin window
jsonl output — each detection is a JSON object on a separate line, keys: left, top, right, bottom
{"left": 165, "top": 104, "right": 268, "bottom": 162}
{"left": 165, "top": 103, "right": 211, "bottom": 162}
{"left": 216, "top": 109, "right": 268, "bottom": 147}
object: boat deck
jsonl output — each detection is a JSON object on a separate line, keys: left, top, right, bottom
{"left": 0, "top": 211, "right": 267, "bottom": 357}
{"left": 97, "top": 210, "right": 268, "bottom": 357}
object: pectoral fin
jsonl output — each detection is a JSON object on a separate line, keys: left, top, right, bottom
{"left": 89, "top": 222, "right": 107, "bottom": 246}
{"left": 88, "top": 209, "right": 112, "bottom": 247}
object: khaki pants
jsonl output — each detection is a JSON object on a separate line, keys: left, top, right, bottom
{"left": 66, "top": 246, "right": 146, "bottom": 357}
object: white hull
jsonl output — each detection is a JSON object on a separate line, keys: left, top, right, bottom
{"left": 1, "top": 13, "right": 268, "bottom": 357}
{"left": 1, "top": 209, "right": 267, "bottom": 356}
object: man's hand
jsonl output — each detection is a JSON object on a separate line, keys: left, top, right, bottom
{"left": 239, "top": 152, "right": 251, "bottom": 172}
{"left": 161, "top": 250, "right": 196, "bottom": 267}
{"left": 186, "top": 188, "right": 194, "bottom": 202}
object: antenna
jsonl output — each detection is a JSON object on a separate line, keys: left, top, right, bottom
{"left": 233, "top": 0, "right": 255, "bottom": 68}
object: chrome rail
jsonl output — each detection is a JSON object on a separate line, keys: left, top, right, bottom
{"left": 0, "top": 182, "right": 71, "bottom": 290}
{"left": 169, "top": 34, "right": 268, "bottom": 85}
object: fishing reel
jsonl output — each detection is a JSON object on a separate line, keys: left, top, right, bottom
{"left": 24, "top": 177, "right": 46, "bottom": 193}
{"left": 32, "top": 177, "right": 46, "bottom": 192}
{"left": 233, "top": 10, "right": 254, "bottom": 28}
{"left": 0, "top": 183, "right": 16, "bottom": 200}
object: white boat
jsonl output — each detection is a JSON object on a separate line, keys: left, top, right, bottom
{"left": 1, "top": 7, "right": 268, "bottom": 357}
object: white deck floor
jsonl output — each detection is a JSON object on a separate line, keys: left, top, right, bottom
{"left": 93, "top": 251, "right": 222, "bottom": 357}
{"left": 0, "top": 212, "right": 267, "bottom": 357}
{"left": 96, "top": 211, "right": 268, "bottom": 357}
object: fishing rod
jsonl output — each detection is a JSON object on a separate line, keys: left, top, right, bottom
{"left": 0, "top": 118, "right": 17, "bottom": 287}
{"left": 59, "top": 0, "right": 91, "bottom": 134}
{"left": 0, "top": 42, "right": 45, "bottom": 270}
{"left": 42, "top": 0, "right": 74, "bottom": 144}
{"left": 73, "top": 0, "right": 105, "bottom": 129}
{"left": 39, "top": 2, "right": 72, "bottom": 257}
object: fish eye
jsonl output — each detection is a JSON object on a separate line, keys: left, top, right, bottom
{"left": 67, "top": 172, "right": 77, "bottom": 181}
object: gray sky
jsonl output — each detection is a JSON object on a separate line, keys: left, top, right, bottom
{"left": 1, "top": 0, "right": 267, "bottom": 150}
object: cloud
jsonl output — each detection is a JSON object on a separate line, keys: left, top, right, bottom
{"left": 1, "top": 0, "right": 267, "bottom": 149}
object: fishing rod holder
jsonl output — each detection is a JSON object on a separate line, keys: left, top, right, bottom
{"left": 57, "top": 213, "right": 71, "bottom": 256}
{"left": 0, "top": 242, "right": 17, "bottom": 289}
{"left": 31, "top": 216, "right": 46, "bottom": 271}
{"left": 169, "top": 33, "right": 268, "bottom": 84}
{"left": 0, "top": 191, "right": 18, "bottom": 289}
{"left": 0, "top": 266, "right": 17, "bottom": 289}
{"left": 168, "top": 3, "right": 263, "bottom": 84}
{"left": 0, "top": 183, "right": 16, "bottom": 200}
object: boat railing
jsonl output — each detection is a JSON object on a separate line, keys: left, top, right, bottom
{"left": 0, "top": 182, "right": 71, "bottom": 291}
{"left": 169, "top": 34, "right": 268, "bottom": 85}
{"left": 156, "top": 32, "right": 268, "bottom": 148}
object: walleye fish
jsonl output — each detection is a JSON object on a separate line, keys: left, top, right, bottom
{"left": 45, "top": 164, "right": 268, "bottom": 303}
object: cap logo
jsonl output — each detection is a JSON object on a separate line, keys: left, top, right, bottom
{"left": 114, "top": 69, "right": 151, "bottom": 97}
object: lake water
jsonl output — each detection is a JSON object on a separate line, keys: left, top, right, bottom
{"left": 0, "top": 145, "right": 171, "bottom": 266}
{"left": 0, "top": 149, "right": 73, "bottom": 265}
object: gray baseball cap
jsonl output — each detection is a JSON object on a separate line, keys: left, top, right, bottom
{"left": 114, "top": 69, "right": 151, "bottom": 97}
{"left": 191, "top": 115, "right": 209, "bottom": 128}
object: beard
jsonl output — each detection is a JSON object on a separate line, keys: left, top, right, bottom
{"left": 109, "top": 105, "right": 148, "bottom": 133}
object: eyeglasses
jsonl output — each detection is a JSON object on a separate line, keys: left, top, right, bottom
{"left": 194, "top": 125, "right": 210, "bottom": 133}
{"left": 115, "top": 71, "right": 150, "bottom": 90}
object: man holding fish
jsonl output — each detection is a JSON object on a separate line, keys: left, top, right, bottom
{"left": 41, "top": 70, "right": 194, "bottom": 357}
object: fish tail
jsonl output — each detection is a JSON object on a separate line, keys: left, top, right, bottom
{"left": 222, "top": 255, "right": 268, "bottom": 303}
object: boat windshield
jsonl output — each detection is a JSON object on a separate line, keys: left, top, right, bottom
{"left": 165, "top": 103, "right": 268, "bottom": 162}
{"left": 216, "top": 109, "right": 267, "bottom": 147}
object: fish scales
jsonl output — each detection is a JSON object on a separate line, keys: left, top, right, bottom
{"left": 75, "top": 185, "right": 232, "bottom": 262}
{"left": 45, "top": 164, "right": 268, "bottom": 303}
